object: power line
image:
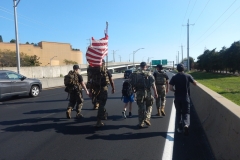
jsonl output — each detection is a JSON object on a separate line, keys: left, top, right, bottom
{"left": 192, "top": 0, "right": 237, "bottom": 46}
{"left": 179, "top": 0, "right": 192, "bottom": 47}
{"left": 194, "top": 0, "right": 211, "bottom": 24}
{"left": 0, "top": 6, "right": 57, "bottom": 31}
{"left": 197, "top": 4, "right": 240, "bottom": 45}
{"left": 182, "top": 0, "right": 192, "bottom": 24}
{"left": 188, "top": 0, "right": 198, "bottom": 19}
{"left": 0, "top": 15, "right": 13, "bottom": 21}
{"left": 190, "top": 0, "right": 211, "bottom": 35}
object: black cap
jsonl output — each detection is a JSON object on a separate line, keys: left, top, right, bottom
{"left": 156, "top": 64, "right": 163, "bottom": 70}
{"left": 140, "top": 62, "right": 147, "bottom": 67}
{"left": 73, "top": 65, "right": 80, "bottom": 70}
{"left": 177, "top": 64, "right": 184, "bottom": 72}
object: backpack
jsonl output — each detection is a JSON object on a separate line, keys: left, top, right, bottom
{"left": 122, "top": 80, "right": 133, "bottom": 99}
{"left": 64, "top": 71, "right": 81, "bottom": 93}
{"left": 154, "top": 71, "right": 167, "bottom": 85}
{"left": 129, "top": 70, "right": 154, "bottom": 91}
{"left": 87, "top": 65, "right": 110, "bottom": 87}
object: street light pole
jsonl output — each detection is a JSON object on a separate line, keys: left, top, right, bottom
{"left": 112, "top": 50, "right": 118, "bottom": 62}
{"left": 148, "top": 57, "right": 154, "bottom": 63}
{"left": 13, "top": 0, "right": 21, "bottom": 74}
{"left": 50, "top": 56, "right": 57, "bottom": 66}
{"left": 129, "top": 53, "right": 132, "bottom": 62}
{"left": 133, "top": 48, "right": 144, "bottom": 68}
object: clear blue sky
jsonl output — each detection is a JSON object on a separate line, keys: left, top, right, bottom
{"left": 1, "top": 0, "right": 240, "bottom": 64}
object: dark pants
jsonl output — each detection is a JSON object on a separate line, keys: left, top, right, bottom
{"left": 174, "top": 97, "right": 190, "bottom": 129}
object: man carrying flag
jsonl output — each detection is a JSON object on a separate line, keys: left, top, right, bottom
{"left": 86, "top": 22, "right": 115, "bottom": 127}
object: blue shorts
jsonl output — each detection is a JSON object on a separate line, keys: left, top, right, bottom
{"left": 123, "top": 94, "right": 134, "bottom": 103}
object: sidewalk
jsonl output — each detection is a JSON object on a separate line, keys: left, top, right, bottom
{"left": 40, "top": 73, "right": 124, "bottom": 89}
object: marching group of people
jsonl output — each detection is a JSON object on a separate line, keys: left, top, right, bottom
{"left": 64, "top": 59, "right": 197, "bottom": 135}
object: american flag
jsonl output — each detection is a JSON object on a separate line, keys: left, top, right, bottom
{"left": 86, "top": 34, "right": 108, "bottom": 67}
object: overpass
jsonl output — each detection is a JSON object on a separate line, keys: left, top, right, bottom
{"left": 1, "top": 62, "right": 141, "bottom": 78}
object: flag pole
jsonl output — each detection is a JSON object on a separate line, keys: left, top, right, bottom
{"left": 105, "top": 21, "right": 108, "bottom": 68}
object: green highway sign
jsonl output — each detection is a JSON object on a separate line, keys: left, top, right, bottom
{"left": 162, "top": 59, "right": 167, "bottom": 65}
{"left": 151, "top": 60, "right": 161, "bottom": 66}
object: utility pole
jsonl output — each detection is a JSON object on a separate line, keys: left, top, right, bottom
{"left": 86, "top": 39, "right": 91, "bottom": 64}
{"left": 13, "top": 0, "right": 21, "bottom": 74}
{"left": 178, "top": 51, "right": 179, "bottom": 64}
{"left": 180, "top": 45, "right": 184, "bottom": 63}
{"left": 183, "top": 19, "right": 194, "bottom": 71}
{"left": 112, "top": 50, "right": 115, "bottom": 62}
{"left": 176, "top": 54, "right": 178, "bottom": 64}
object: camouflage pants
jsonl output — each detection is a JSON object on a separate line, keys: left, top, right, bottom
{"left": 136, "top": 90, "right": 153, "bottom": 125}
{"left": 93, "top": 86, "right": 108, "bottom": 119}
{"left": 91, "top": 89, "right": 99, "bottom": 106}
{"left": 156, "top": 85, "right": 166, "bottom": 108}
{"left": 67, "top": 91, "right": 83, "bottom": 113}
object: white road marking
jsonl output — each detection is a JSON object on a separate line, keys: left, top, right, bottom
{"left": 162, "top": 102, "right": 176, "bottom": 160}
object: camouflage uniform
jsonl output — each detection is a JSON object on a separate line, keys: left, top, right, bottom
{"left": 65, "top": 70, "right": 84, "bottom": 119}
{"left": 154, "top": 70, "right": 168, "bottom": 116}
{"left": 156, "top": 85, "right": 166, "bottom": 108}
{"left": 130, "top": 69, "right": 155, "bottom": 126}
{"left": 91, "top": 88, "right": 100, "bottom": 109}
{"left": 87, "top": 66, "right": 110, "bottom": 121}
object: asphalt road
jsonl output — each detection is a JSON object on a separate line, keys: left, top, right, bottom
{"left": 0, "top": 72, "right": 214, "bottom": 160}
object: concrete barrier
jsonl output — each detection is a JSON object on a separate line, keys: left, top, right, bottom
{"left": 1, "top": 63, "right": 139, "bottom": 78}
{"left": 190, "top": 83, "right": 240, "bottom": 160}
{"left": 40, "top": 73, "right": 124, "bottom": 89}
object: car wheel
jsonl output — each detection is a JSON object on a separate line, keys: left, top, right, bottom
{"left": 29, "top": 85, "right": 40, "bottom": 97}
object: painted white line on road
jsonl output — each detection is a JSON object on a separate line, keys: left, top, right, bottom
{"left": 41, "top": 113, "right": 56, "bottom": 118}
{"left": 162, "top": 102, "right": 176, "bottom": 160}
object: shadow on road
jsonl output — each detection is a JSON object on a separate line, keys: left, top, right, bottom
{"left": 0, "top": 114, "right": 174, "bottom": 141}
{"left": 86, "top": 131, "right": 174, "bottom": 141}
{"left": 172, "top": 101, "right": 215, "bottom": 160}
{"left": 23, "top": 108, "right": 66, "bottom": 114}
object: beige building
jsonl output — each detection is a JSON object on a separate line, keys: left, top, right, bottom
{"left": 0, "top": 41, "right": 83, "bottom": 66}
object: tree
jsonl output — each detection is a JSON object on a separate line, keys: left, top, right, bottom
{"left": 0, "top": 49, "right": 41, "bottom": 67}
{"left": 64, "top": 59, "right": 78, "bottom": 65}
{"left": 29, "top": 55, "right": 41, "bottom": 66}
{"left": 26, "top": 42, "right": 29, "bottom": 44}
{"left": 180, "top": 56, "right": 194, "bottom": 70}
{"left": 10, "top": 39, "right": 16, "bottom": 43}
{"left": 0, "top": 35, "right": 3, "bottom": 42}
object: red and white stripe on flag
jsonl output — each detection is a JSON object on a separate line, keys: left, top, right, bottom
{"left": 86, "top": 34, "right": 108, "bottom": 67}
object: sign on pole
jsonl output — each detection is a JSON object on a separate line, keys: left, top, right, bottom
{"left": 151, "top": 60, "right": 161, "bottom": 66}
{"left": 183, "top": 60, "right": 188, "bottom": 68}
{"left": 162, "top": 59, "right": 168, "bottom": 65}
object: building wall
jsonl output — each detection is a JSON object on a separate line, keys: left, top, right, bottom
{"left": 0, "top": 41, "right": 82, "bottom": 66}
